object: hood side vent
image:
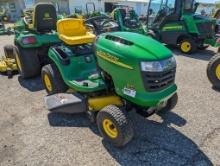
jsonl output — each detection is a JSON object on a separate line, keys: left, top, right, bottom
{"left": 105, "top": 35, "right": 133, "bottom": 46}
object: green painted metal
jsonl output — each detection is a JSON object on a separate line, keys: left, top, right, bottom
{"left": 49, "top": 32, "right": 177, "bottom": 108}
{"left": 95, "top": 32, "right": 176, "bottom": 107}
{"left": 113, "top": 8, "right": 147, "bottom": 34}
{"left": 48, "top": 45, "right": 106, "bottom": 93}
{"left": 14, "top": 19, "right": 60, "bottom": 48}
{"left": 147, "top": 0, "right": 220, "bottom": 48}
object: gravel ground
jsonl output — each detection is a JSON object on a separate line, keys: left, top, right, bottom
{"left": 0, "top": 35, "right": 219, "bottom": 166}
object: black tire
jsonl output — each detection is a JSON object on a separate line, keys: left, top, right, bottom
{"left": 179, "top": 38, "right": 197, "bottom": 54}
{"left": 4, "top": 45, "right": 15, "bottom": 59}
{"left": 41, "top": 64, "right": 68, "bottom": 95}
{"left": 207, "top": 54, "right": 220, "bottom": 89}
{"left": 159, "top": 93, "right": 178, "bottom": 113}
{"left": 96, "top": 105, "right": 134, "bottom": 147}
{"left": 14, "top": 46, "right": 40, "bottom": 79}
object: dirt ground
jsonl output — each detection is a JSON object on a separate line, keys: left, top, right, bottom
{"left": 0, "top": 35, "right": 219, "bottom": 166}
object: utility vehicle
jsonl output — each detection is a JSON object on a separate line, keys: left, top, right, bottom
{"left": 42, "top": 18, "right": 178, "bottom": 147}
{"left": 146, "top": 0, "right": 220, "bottom": 54}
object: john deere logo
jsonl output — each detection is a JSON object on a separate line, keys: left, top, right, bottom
{"left": 43, "top": 12, "right": 52, "bottom": 20}
{"left": 44, "top": 13, "right": 50, "bottom": 18}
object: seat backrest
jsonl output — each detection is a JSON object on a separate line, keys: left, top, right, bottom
{"left": 33, "top": 3, "right": 57, "bottom": 32}
{"left": 119, "top": 9, "right": 126, "bottom": 20}
{"left": 57, "top": 18, "right": 87, "bottom": 37}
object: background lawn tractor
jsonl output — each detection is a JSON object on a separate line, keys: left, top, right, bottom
{"left": 0, "top": 14, "right": 12, "bottom": 35}
{"left": 0, "top": 8, "right": 9, "bottom": 22}
{"left": 42, "top": 18, "right": 178, "bottom": 147}
{"left": 0, "top": 18, "right": 6, "bottom": 35}
{"left": 10, "top": 3, "right": 61, "bottom": 79}
{"left": 112, "top": 6, "right": 147, "bottom": 34}
{"left": 146, "top": 0, "right": 220, "bottom": 54}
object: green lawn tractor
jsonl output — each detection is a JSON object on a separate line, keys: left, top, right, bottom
{"left": 146, "top": 0, "right": 220, "bottom": 54}
{"left": 207, "top": 51, "right": 220, "bottom": 89}
{"left": 42, "top": 18, "right": 178, "bottom": 147}
{"left": 0, "top": 8, "right": 9, "bottom": 22}
{"left": 10, "top": 3, "right": 61, "bottom": 79}
{"left": 0, "top": 14, "right": 12, "bottom": 35}
{"left": 112, "top": 7, "right": 147, "bottom": 34}
{"left": 0, "top": 18, "right": 6, "bottom": 35}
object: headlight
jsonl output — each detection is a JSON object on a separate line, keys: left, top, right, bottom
{"left": 140, "top": 56, "right": 176, "bottom": 72}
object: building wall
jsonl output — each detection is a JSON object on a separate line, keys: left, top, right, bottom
{"left": 69, "top": 0, "right": 148, "bottom": 15}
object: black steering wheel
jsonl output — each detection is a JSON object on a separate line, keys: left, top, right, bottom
{"left": 85, "top": 16, "right": 119, "bottom": 35}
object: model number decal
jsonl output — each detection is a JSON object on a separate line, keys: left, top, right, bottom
{"left": 123, "top": 88, "right": 136, "bottom": 98}
{"left": 96, "top": 50, "right": 134, "bottom": 70}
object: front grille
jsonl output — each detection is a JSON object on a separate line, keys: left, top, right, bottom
{"left": 197, "top": 22, "right": 215, "bottom": 37}
{"left": 141, "top": 68, "right": 176, "bottom": 92}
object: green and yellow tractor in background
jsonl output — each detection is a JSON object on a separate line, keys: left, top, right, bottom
{"left": 0, "top": 7, "right": 9, "bottom": 22}
{"left": 112, "top": 6, "right": 147, "bottom": 34}
{"left": 41, "top": 18, "right": 178, "bottom": 147}
{"left": 145, "top": 0, "right": 220, "bottom": 54}
{"left": 10, "top": 3, "right": 61, "bottom": 79}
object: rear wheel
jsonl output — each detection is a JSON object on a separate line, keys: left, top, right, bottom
{"left": 207, "top": 54, "right": 220, "bottom": 89}
{"left": 96, "top": 105, "right": 134, "bottom": 147}
{"left": 4, "top": 45, "right": 15, "bottom": 59}
{"left": 14, "top": 46, "right": 40, "bottom": 79}
{"left": 179, "top": 38, "right": 197, "bottom": 54}
{"left": 41, "top": 64, "right": 68, "bottom": 95}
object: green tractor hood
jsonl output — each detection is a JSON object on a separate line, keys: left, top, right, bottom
{"left": 95, "top": 32, "right": 176, "bottom": 107}
{"left": 97, "top": 32, "right": 172, "bottom": 61}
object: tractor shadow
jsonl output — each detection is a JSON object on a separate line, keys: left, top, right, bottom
{"left": 166, "top": 45, "right": 217, "bottom": 61}
{"left": 102, "top": 111, "right": 212, "bottom": 165}
{"left": 47, "top": 110, "right": 212, "bottom": 165}
{"left": 47, "top": 112, "right": 100, "bottom": 135}
{"left": 18, "top": 76, "right": 44, "bottom": 92}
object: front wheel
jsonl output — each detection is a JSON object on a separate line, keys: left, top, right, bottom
{"left": 207, "top": 54, "right": 220, "bottom": 89}
{"left": 179, "top": 38, "right": 197, "bottom": 54}
{"left": 96, "top": 105, "right": 134, "bottom": 147}
{"left": 41, "top": 64, "right": 68, "bottom": 95}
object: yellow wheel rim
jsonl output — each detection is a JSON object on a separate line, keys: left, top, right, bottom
{"left": 181, "top": 41, "right": 191, "bottom": 53}
{"left": 15, "top": 53, "right": 22, "bottom": 72}
{"left": 216, "top": 64, "right": 220, "bottom": 80}
{"left": 44, "top": 74, "right": 52, "bottom": 92}
{"left": 3, "top": 17, "right": 7, "bottom": 21}
{"left": 103, "top": 119, "right": 118, "bottom": 139}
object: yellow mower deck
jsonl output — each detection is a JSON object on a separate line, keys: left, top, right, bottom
{"left": 0, "top": 57, "right": 18, "bottom": 75}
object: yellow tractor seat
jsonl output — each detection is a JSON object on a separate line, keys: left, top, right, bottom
{"left": 57, "top": 18, "right": 96, "bottom": 45}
